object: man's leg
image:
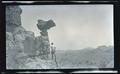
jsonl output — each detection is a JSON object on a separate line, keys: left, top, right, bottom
{"left": 52, "top": 53, "right": 53, "bottom": 60}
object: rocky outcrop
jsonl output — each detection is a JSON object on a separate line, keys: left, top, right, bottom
{"left": 6, "top": 32, "right": 18, "bottom": 69}
{"left": 36, "top": 19, "right": 56, "bottom": 59}
{"left": 6, "top": 5, "right": 36, "bottom": 69}
{"left": 6, "top": 5, "right": 23, "bottom": 69}
{"left": 6, "top": 5, "right": 22, "bottom": 32}
{"left": 23, "top": 31, "right": 36, "bottom": 57}
{"left": 6, "top": 5, "right": 56, "bottom": 69}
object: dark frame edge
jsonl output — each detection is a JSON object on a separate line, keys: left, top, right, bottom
{"left": 1, "top": 0, "right": 120, "bottom": 73}
{"left": 0, "top": 3, "right": 6, "bottom": 72}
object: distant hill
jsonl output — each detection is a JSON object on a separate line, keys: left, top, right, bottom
{"left": 55, "top": 45, "right": 114, "bottom": 68}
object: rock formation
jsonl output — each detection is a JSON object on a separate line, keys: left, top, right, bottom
{"left": 6, "top": 5, "right": 22, "bottom": 32}
{"left": 6, "top": 5, "right": 56, "bottom": 69}
{"left": 23, "top": 31, "right": 36, "bottom": 57}
{"left": 6, "top": 32, "right": 18, "bottom": 69}
{"left": 37, "top": 20, "right": 56, "bottom": 31}
{"left": 36, "top": 19, "right": 56, "bottom": 59}
{"left": 6, "top": 5, "right": 23, "bottom": 69}
{"left": 6, "top": 5, "right": 36, "bottom": 69}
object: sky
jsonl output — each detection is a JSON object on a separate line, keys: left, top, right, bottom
{"left": 20, "top": 5, "right": 113, "bottom": 50}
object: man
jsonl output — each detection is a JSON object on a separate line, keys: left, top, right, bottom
{"left": 50, "top": 43, "right": 56, "bottom": 60}
{"left": 50, "top": 43, "right": 59, "bottom": 67}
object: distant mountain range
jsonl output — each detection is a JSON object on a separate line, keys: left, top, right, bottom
{"left": 55, "top": 45, "right": 114, "bottom": 68}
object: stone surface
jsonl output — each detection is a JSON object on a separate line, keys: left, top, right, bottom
{"left": 6, "top": 32, "right": 19, "bottom": 69}
{"left": 35, "top": 36, "right": 42, "bottom": 55}
{"left": 6, "top": 6, "right": 23, "bottom": 69}
{"left": 6, "top": 5, "right": 56, "bottom": 69}
{"left": 36, "top": 19, "right": 56, "bottom": 59}
{"left": 23, "top": 31, "right": 36, "bottom": 57}
{"left": 6, "top": 5, "right": 36, "bottom": 69}
{"left": 6, "top": 5, "right": 22, "bottom": 26}
{"left": 40, "top": 31, "right": 50, "bottom": 55}
{"left": 6, "top": 5, "right": 22, "bottom": 32}
{"left": 37, "top": 19, "right": 56, "bottom": 31}
{"left": 35, "top": 34, "right": 50, "bottom": 59}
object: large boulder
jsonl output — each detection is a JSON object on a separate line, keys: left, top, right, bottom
{"left": 6, "top": 5, "right": 36, "bottom": 69}
{"left": 37, "top": 19, "right": 56, "bottom": 31}
{"left": 6, "top": 5, "right": 22, "bottom": 32}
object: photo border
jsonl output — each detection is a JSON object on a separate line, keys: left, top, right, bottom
{"left": 1, "top": 0, "right": 120, "bottom": 73}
